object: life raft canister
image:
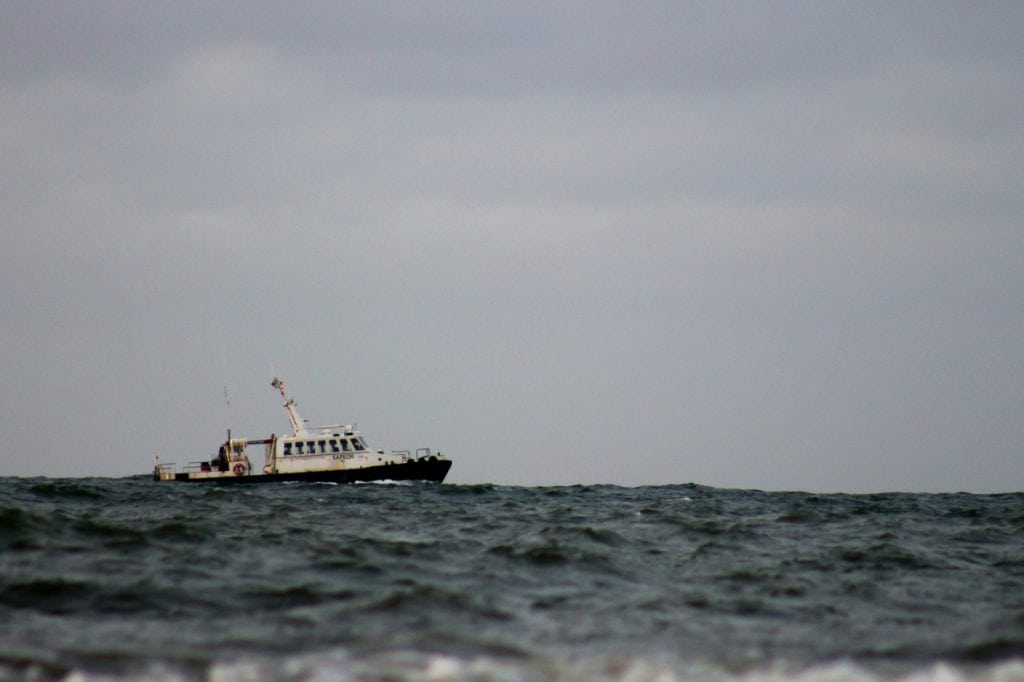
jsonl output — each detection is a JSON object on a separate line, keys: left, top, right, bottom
{"left": 232, "top": 462, "right": 246, "bottom": 476}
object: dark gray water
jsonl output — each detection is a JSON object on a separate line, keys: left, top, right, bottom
{"left": 1, "top": 478, "right": 1023, "bottom": 681}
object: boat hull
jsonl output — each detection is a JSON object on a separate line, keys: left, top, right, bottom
{"left": 156, "top": 458, "right": 452, "bottom": 484}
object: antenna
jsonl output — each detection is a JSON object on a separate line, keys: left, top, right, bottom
{"left": 224, "top": 384, "right": 233, "bottom": 442}
{"left": 222, "top": 342, "right": 232, "bottom": 441}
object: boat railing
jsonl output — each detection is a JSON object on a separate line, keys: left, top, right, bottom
{"left": 180, "top": 461, "right": 216, "bottom": 473}
{"left": 391, "top": 449, "right": 445, "bottom": 462}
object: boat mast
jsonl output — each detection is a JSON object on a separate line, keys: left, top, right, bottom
{"left": 271, "top": 376, "right": 308, "bottom": 437}
{"left": 224, "top": 384, "right": 233, "bottom": 442}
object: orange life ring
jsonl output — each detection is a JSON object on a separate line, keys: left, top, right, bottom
{"left": 232, "top": 463, "right": 246, "bottom": 476}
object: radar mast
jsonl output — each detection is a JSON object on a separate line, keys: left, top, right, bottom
{"left": 271, "top": 377, "right": 309, "bottom": 437}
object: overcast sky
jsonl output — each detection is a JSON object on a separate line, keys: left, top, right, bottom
{"left": 2, "top": 2, "right": 1022, "bottom": 492}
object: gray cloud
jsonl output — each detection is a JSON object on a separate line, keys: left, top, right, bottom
{"left": 2, "top": 2, "right": 1022, "bottom": 491}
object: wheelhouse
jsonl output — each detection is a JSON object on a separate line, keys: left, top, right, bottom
{"left": 281, "top": 433, "right": 368, "bottom": 457}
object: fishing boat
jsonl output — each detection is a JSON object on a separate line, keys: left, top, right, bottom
{"left": 152, "top": 377, "right": 452, "bottom": 484}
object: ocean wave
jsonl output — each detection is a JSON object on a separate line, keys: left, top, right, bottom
{"left": 6, "top": 652, "right": 1023, "bottom": 682}
{"left": 2, "top": 480, "right": 1023, "bottom": 681}
{"left": 25, "top": 480, "right": 106, "bottom": 500}
{"left": 0, "top": 577, "right": 169, "bottom": 615}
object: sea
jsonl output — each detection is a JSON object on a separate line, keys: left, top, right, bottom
{"left": 1, "top": 478, "right": 1022, "bottom": 682}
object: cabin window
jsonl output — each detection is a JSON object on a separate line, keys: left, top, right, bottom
{"left": 284, "top": 443, "right": 292, "bottom": 456}
{"left": 307, "top": 441, "right": 316, "bottom": 454}
{"left": 330, "top": 439, "right": 340, "bottom": 453}
{"left": 353, "top": 438, "right": 366, "bottom": 452}
{"left": 340, "top": 439, "right": 350, "bottom": 452}
{"left": 317, "top": 440, "right": 327, "bottom": 453}
{"left": 295, "top": 442, "right": 304, "bottom": 454}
